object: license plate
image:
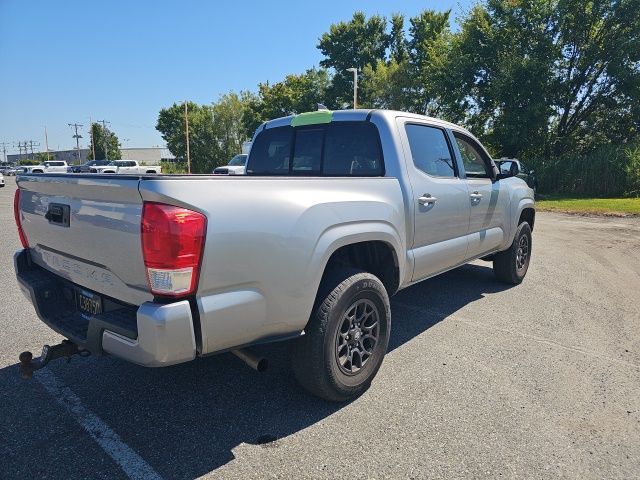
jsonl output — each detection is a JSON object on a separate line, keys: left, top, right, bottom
{"left": 77, "top": 289, "right": 102, "bottom": 317}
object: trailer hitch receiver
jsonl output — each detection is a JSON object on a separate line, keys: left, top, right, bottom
{"left": 18, "top": 340, "right": 87, "bottom": 379}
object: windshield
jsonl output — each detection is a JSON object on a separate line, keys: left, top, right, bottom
{"left": 228, "top": 154, "right": 247, "bottom": 166}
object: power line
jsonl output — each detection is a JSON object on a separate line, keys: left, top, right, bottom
{"left": 14, "top": 140, "right": 40, "bottom": 162}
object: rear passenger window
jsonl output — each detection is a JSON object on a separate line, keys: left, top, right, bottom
{"left": 405, "top": 124, "right": 456, "bottom": 178}
{"left": 247, "top": 122, "right": 383, "bottom": 176}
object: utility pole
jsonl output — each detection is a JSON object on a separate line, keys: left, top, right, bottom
{"left": 97, "top": 120, "right": 110, "bottom": 160}
{"left": 68, "top": 123, "right": 83, "bottom": 165}
{"left": 44, "top": 127, "right": 51, "bottom": 161}
{"left": 346, "top": 67, "right": 358, "bottom": 109}
{"left": 0, "top": 142, "right": 10, "bottom": 164}
{"left": 15, "top": 141, "right": 23, "bottom": 162}
{"left": 25, "top": 140, "right": 40, "bottom": 161}
{"left": 184, "top": 101, "right": 191, "bottom": 174}
{"left": 89, "top": 117, "right": 96, "bottom": 160}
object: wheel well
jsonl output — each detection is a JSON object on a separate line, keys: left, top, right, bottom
{"left": 519, "top": 208, "right": 535, "bottom": 230}
{"left": 321, "top": 241, "right": 399, "bottom": 296}
{"left": 146, "top": 170, "right": 156, "bottom": 174}
{"left": 32, "top": 169, "right": 43, "bottom": 173}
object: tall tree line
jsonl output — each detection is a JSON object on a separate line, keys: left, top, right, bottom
{"left": 156, "top": 0, "right": 640, "bottom": 173}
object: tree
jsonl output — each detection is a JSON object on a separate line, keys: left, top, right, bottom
{"left": 318, "top": 12, "right": 390, "bottom": 107}
{"left": 551, "top": 0, "right": 640, "bottom": 153}
{"left": 319, "top": 10, "right": 454, "bottom": 113}
{"left": 361, "top": 59, "right": 414, "bottom": 110}
{"left": 157, "top": 2, "right": 640, "bottom": 169}
{"left": 442, "top": 0, "right": 640, "bottom": 157}
{"left": 210, "top": 93, "right": 251, "bottom": 167}
{"left": 157, "top": 94, "right": 251, "bottom": 173}
{"left": 87, "top": 123, "right": 121, "bottom": 160}
{"left": 34, "top": 152, "right": 51, "bottom": 163}
{"left": 406, "top": 10, "right": 454, "bottom": 115}
{"left": 243, "top": 68, "right": 332, "bottom": 132}
{"left": 441, "top": 2, "right": 555, "bottom": 157}
{"left": 157, "top": 101, "right": 214, "bottom": 173}
{"left": 389, "top": 13, "right": 407, "bottom": 63}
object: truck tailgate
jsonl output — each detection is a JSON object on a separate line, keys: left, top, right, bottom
{"left": 16, "top": 175, "right": 152, "bottom": 306}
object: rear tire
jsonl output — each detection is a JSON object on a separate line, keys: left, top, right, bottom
{"left": 292, "top": 269, "right": 391, "bottom": 402}
{"left": 493, "top": 222, "right": 532, "bottom": 284}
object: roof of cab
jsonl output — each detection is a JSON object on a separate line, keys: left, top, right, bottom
{"left": 260, "top": 108, "right": 468, "bottom": 135}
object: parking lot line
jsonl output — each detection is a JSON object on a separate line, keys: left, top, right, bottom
{"left": 36, "top": 369, "right": 162, "bottom": 480}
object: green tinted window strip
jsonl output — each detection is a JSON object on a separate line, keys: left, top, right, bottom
{"left": 290, "top": 111, "right": 333, "bottom": 127}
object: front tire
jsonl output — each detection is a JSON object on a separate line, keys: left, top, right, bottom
{"left": 292, "top": 269, "right": 391, "bottom": 401}
{"left": 493, "top": 222, "right": 532, "bottom": 284}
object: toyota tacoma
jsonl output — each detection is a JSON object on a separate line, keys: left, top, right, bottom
{"left": 13, "top": 109, "right": 534, "bottom": 401}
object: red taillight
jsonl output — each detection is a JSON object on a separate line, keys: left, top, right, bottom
{"left": 141, "top": 202, "right": 206, "bottom": 298}
{"left": 13, "top": 189, "right": 29, "bottom": 248}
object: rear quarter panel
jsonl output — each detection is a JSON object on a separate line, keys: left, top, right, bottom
{"left": 138, "top": 176, "right": 406, "bottom": 354}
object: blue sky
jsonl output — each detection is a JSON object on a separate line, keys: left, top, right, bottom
{"left": 0, "top": 0, "right": 473, "bottom": 154}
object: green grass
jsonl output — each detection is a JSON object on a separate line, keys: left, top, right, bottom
{"left": 536, "top": 197, "right": 640, "bottom": 215}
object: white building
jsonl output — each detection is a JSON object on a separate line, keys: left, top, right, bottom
{"left": 7, "top": 147, "right": 175, "bottom": 165}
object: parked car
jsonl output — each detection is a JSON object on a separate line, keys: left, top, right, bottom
{"left": 2, "top": 167, "right": 17, "bottom": 176}
{"left": 23, "top": 161, "right": 69, "bottom": 174}
{"left": 90, "top": 160, "right": 161, "bottom": 174}
{"left": 213, "top": 154, "right": 248, "bottom": 175}
{"left": 14, "top": 109, "right": 534, "bottom": 401}
{"left": 0, "top": 172, "right": 4, "bottom": 187}
{"left": 68, "top": 160, "right": 112, "bottom": 173}
{"left": 496, "top": 158, "right": 538, "bottom": 194}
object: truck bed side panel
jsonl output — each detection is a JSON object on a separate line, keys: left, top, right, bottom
{"left": 138, "top": 176, "right": 406, "bottom": 354}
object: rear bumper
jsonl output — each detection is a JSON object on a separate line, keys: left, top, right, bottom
{"left": 14, "top": 250, "right": 197, "bottom": 367}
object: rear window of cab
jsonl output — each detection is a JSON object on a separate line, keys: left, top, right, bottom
{"left": 246, "top": 121, "right": 384, "bottom": 176}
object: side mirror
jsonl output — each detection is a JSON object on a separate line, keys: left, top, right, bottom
{"left": 496, "top": 160, "right": 519, "bottom": 180}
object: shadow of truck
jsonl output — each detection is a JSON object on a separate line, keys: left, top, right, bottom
{"left": 0, "top": 263, "right": 511, "bottom": 479}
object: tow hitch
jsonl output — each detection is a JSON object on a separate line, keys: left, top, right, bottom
{"left": 18, "top": 340, "right": 88, "bottom": 379}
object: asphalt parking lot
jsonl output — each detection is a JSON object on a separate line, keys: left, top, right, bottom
{"left": 0, "top": 175, "right": 639, "bottom": 479}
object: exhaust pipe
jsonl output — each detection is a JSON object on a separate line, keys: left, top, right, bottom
{"left": 232, "top": 348, "right": 268, "bottom": 372}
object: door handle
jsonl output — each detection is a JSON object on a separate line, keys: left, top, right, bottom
{"left": 470, "top": 191, "right": 483, "bottom": 199}
{"left": 418, "top": 194, "right": 438, "bottom": 205}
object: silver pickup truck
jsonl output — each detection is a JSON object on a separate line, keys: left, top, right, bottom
{"left": 13, "top": 109, "right": 534, "bottom": 401}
